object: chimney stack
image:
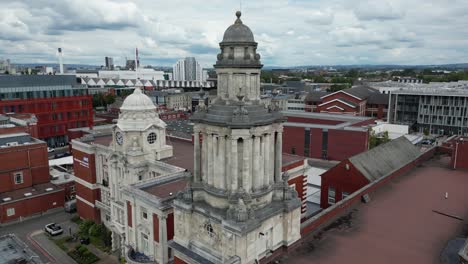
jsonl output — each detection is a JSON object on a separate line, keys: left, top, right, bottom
{"left": 58, "top": 48, "right": 64, "bottom": 74}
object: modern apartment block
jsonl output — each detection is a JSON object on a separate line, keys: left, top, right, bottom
{"left": 172, "top": 57, "right": 202, "bottom": 81}
{"left": 387, "top": 88, "right": 468, "bottom": 136}
{"left": 0, "top": 75, "right": 93, "bottom": 146}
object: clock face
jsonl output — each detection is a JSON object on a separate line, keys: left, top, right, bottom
{"left": 116, "top": 132, "right": 123, "bottom": 145}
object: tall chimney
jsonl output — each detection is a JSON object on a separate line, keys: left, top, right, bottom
{"left": 58, "top": 48, "right": 64, "bottom": 74}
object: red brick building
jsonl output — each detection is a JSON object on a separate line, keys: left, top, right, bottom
{"left": 320, "top": 137, "right": 421, "bottom": 208}
{"left": 305, "top": 86, "right": 388, "bottom": 120}
{"left": 444, "top": 136, "right": 468, "bottom": 170}
{"left": 0, "top": 75, "right": 93, "bottom": 146}
{"left": 282, "top": 111, "right": 375, "bottom": 161}
{"left": 0, "top": 131, "right": 64, "bottom": 224}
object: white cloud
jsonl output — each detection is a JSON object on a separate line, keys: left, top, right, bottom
{"left": 0, "top": 0, "right": 467, "bottom": 66}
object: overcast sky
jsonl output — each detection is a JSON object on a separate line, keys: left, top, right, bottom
{"left": 1, "top": 0, "right": 468, "bottom": 68}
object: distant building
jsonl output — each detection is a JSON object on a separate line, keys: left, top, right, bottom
{"left": 304, "top": 86, "right": 389, "bottom": 120}
{"left": 98, "top": 69, "right": 165, "bottom": 81}
{"left": 172, "top": 57, "right": 202, "bottom": 81}
{"left": 149, "top": 91, "right": 192, "bottom": 111}
{"left": 387, "top": 87, "right": 468, "bottom": 136}
{"left": 125, "top": 59, "right": 136, "bottom": 70}
{"left": 105, "top": 57, "right": 114, "bottom": 70}
{"left": 0, "top": 75, "right": 93, "bottom": 146}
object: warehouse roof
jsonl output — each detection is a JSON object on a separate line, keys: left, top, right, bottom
{"left": 349, "top": 136, "right": 421, "bottom": 181}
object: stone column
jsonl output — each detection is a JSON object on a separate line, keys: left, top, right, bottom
{"left": 269, "top": 132, "right": 275, "bottom": 184}
{"left": 230, "top": 138, "right": 238, "bottom": 191}
{"left": 218, "top": 136, "right": 226, "bottom": 189}
{"left": 207, "top": 134, "right": 214, "bottom": 186}
{"left": 159, "top": 215, "right": 168, "bottom": 264}
{"left": 194, "top": 131, "right": 200, "bottom": 182}
{"left": 243, "top": 137, "right": 252, "bottom": 192}
{"left": 202, "top": 132, "right": 208, "bottom": 183}
{"left": 264, "top": 134, "right": 271, "bottom": 186}
{"left": 260, "top": 135, "right": 266, "bottom": 187}
{"left": 274, "top": 131, "right": 282, "bottom": 182}
{"left": 252, "top": 136, "right": 261, "bottom": 190}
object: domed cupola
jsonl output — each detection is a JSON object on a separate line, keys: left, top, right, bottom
{"left": 215, "top": 11, "right": 262, "bottom": 68}
{"left": 117, "top": 88, "right": 165, "bottom": 131}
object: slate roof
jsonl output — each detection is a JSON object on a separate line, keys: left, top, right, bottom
{"left": 344, "top": 85, "right": 381, "bottom": 99}
{"left": 349, "top": 136, "right": 421, "bottom": 182}
{"left": 367, "top": 93, "right": 389, "bottom": 105}
{"left": 306, "top": 91, "right": 330, "bottom": 102}
{"left": 0, "top": 75, "right": 78, "bottom": 88}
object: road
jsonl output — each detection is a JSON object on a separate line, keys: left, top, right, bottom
{"left": 0, "top": 210, "right": 77, "bottom": 263}
{"left": 48, "top": 145, "right": 71, "bottom": 159}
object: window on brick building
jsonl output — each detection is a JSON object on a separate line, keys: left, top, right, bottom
{"left": 342, "top": 192, "right": 349, "bottom": 200}
{"left": 14, "top": 172, "right": 23, "bottom": 184}
{"left": 7, "top": 208, "right": 15, "bottom": 216}
{"left": 328, "top": 187, "right": 336, "bottom": 205}
{"left": 291, "top": 147, "right": 296, "bottom": 155}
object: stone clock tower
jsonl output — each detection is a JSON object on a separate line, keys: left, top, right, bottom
{"left": 170, "top": 12, "right": 301, "bottom": 264}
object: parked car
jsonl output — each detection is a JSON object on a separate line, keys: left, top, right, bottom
{"left": 45, "top": 223, "right": 63, "bottom": 236}
{"left": 47, "top": 147, "right": 55, "bottom": 153}
{"left": 54, "top": 152, "right": 71, "bottom": 159}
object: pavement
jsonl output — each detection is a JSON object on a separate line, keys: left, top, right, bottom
{"left": 0, "top": 210, "right": 76, "bottom": 264}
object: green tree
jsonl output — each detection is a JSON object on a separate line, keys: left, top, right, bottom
{"left": 369, "top": 130, "right": 391, "bottom": 149}
{"left": 104, "top": 93, "right": 116, "bottom": 105}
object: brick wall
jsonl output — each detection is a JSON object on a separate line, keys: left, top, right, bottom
{"left": 0, "top": 190, "right": 64, "bottom": 223}
{"left": 0, "top": 143, "right": 49, "bottom": 192}
{"left": 327, "top": 129, "right": 369, "bottom": 161}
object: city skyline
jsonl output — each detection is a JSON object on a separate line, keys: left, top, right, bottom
{"left": 1, "top": 0, "right": 468, "bottom": 67}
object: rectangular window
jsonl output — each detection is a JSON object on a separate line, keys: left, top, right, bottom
{"left": 328, "top": 187, "right": 336, "bottom": 205}
{"left": 7, "top": 208, "right": 15, "bottom": 216}
{"left": 142, "top": 211, "right": 148, "bottom": 219}
{"left": 322, "top": 130, "right": 328, "bottom": 159}
{"left": 14, "top": 172, "right": 23, "bottom": 184}
{"left": 342, "top": 192, "right": 349, "bottom": 200}
{"left": 304, "top": 129, "right": 310, "bottom": 157}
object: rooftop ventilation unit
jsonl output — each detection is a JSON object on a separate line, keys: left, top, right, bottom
{"left": 45, "top": 188, "right": 54, "bottom": 192}
{"left": 24, "top": 192, "right": 32, "bottom": 197}
{"left": 2, "top": 197, "right": 12, "bottom": 202}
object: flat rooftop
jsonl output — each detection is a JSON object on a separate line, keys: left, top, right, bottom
{"left": 141, "top": 178, "right": 188, "bottom": 199}
{"left": 0, "top": 234, "right": 42, "bottom": 264}
{"left": 281, "top": 156, "right": 468, "bottom": 264}
{"left": 0, "top": 183, "right": 61, "bottom": 204}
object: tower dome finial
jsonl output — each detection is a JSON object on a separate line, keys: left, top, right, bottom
{"left": 235, "top": 11, "right": 242, "bottom": 24}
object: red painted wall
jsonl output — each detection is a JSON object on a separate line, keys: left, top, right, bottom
{"left": 0, "top": 190, "right": 65, "bottom": 223}
{"left": 73, "top": 150, "right": 96, "bottom": 184}
{"left": 166, "top": 212, "right": 174, "bottom": 241}
{"left": 75, "top": 182, "right": 100, "bottom": 205}
{"left": 320, "top": 161, "right": 370, "bottom": 208}
{"left": 153, "top": 214, "right": 159, "bottom": 242}
{"left": 127, "top": 201, "right": 133, "bottom": 228}
{"left": 452, "top": 140, "right": 468, "bottom": 170}
{"left": 322, "top": 92, "right": 363, "bottom": 105}
{"left": 283, "top": 125, "right": 369, "bottom": 161}
{"left": 76, "top": 198, "right": 100, "bottom": 223}
{"left": 283, "top": 126, "right": 305, "bottom": 156}
{"left": 0, "top": 143, "right": 49, "bottom": 192}
{"left": 174, "top": 256, "right": 187, "bottom": 264}
{"left": 317, "top": 100, "right": 357, "bottom": 114}
{"left": 327, "top": 129, "right": 369, "bottom": 161}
